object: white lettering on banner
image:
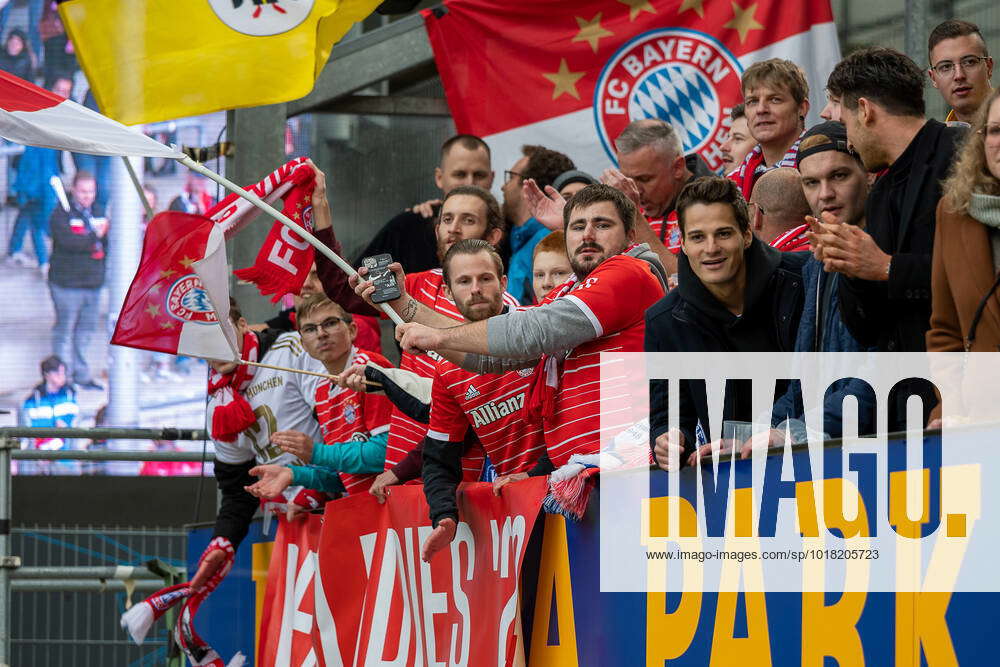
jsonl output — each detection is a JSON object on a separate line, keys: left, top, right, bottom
{"left": 622, "top": 54, "right": 643, "bottom": 77}
{"left": 449, "top": 523, "right": 474, "bottom": 667}
{"left": 275, "top": 543, "right": 300, "bottom": 664}
{"left": 417, "top": 526, "right": 448, "bottom": 667}
{"left": 366, "top": 528, "right": 412, "bottom": 666}
{"left": 402, "top": 528, "right": 427, "bottom": 667}
{"left": 492, "top": 516, "right": 527, "bottom": 667}
{"left": 280, "top": 223, "right": 310, "bottom": 251}
{"left": 268, "top": 240, "right": 300, "bottom": 274}
{"left": 312, "top": 564, "right": 346, "bottom": 667}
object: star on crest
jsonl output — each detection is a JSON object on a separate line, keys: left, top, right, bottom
{"left": 145, "top": 304, "right": 160, "bottom": 317}
{"left": 678, "top": 0, "right": 705, "bottom": 18}
{"left": 572, "top": 13, "right": 613, "bottom": 53}
{"left": 178, "top": 256, "right": 197, "bottom": 269}
{"left": 724, "top": 1, "right": 764, "bottom": 44}
{"left": 148, "top": 283, "right": 161, "bottom": 295}
{"left": 160, "top": 268, "right": 177, "bottom": 280}
{"left": 543, "top": 59, "right": 586, "bottom": 100}
{"left": 616, "top": 0, "right": 656, "bottom": 21}
{"left": 160, "top": 320, "right": 176, "bottom": 330}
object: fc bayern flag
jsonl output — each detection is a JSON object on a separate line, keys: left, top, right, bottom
{"left": 423, "top": 0, "right": 840, "bottom": 176}
{"left": 111, "top": 212, "right": 238, "bottom": 360}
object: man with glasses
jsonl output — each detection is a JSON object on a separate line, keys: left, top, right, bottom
{"left": 501, "top": 144, "right": 575, "bottom": 303}
{"left": 245, "top": 293, "right": 395, "bottom": 500}
{"left": 928, "top": 20, "right": 994, "bottom": 125}
{"left": 748, "top": 167, "right": 812, "bottom": 251}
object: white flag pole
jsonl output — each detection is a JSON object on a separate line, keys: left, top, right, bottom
{"left": 178, "top": 155, "right": 406, "bottom": 326}
{"left": 120, "top": 156, "right": 154, "bottom": 221}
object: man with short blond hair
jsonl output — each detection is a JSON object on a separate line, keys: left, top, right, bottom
{"left": 730, "top": 58, "right": 810, "bottom": 199}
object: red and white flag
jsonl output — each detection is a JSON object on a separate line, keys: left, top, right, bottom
{"left": 111, "top": 212, "right": 238, "bottom": 360}
{"left": 0, "top": 69, "right": 183, "bottom": 158}
{"left": 423, "top": 0, "right": 840, "bottom": 176}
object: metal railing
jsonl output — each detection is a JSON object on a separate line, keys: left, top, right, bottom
{"left": 0, "top": 427, "right": 216, "bottom": 667}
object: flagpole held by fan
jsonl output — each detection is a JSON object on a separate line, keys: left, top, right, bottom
{"left": 237, "top": 359, "right": 381, "bottom": 389}
{"left": 178, "top": 155, "right": 405, "bottom": 327}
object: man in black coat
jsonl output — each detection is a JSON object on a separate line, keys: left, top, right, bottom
{"left": 48, "top": 171, "right": 107, "bottom": 391}
{"left": 815, "top": 47, "right": 964, "bottom": 353}
{"left": 812, "top": 47, "right": 964, "bottom": 429}
{"left": 645, "top": 176, "right": 807, "bottom": 470}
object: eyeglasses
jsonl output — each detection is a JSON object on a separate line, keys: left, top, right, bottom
{"left": 930, "top": 55, "right": 990, "bottom": 77}
{"left": 300, "top": 317, "right": 347, "bottom": 336}
{"left": 980, "top": 124, "right": 1000, "bottom": 144}
{"left": 504, "top": 170, "right": 524, "bottom": 183}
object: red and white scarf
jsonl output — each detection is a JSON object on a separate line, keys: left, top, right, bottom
{"left": 525, "top": 280, "right": 576, "bottom": 421}
{"left": 770, "top": 222, "right": 811, "bottom": 252}
{"left": 121, "top": 537, "right": 244, "bottom": 667}
{"left": 207, "top": 332, "right": 259, "bottom": 443}
{"left": 209, "top": 157, "right": 316, "bottom": 302}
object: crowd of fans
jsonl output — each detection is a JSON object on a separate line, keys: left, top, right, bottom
{"left": 192, "top": 18, "right": 999, "bottom": 567}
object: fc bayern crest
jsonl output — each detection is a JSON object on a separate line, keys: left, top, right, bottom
{"left": 207, "top": 0, "right": 315, "bottom": 37}
{"left": 594, "top": 28, "right": 744, "bottom": 173}
{"left": 167, "top": 275, "right": 219, "bottom": 325}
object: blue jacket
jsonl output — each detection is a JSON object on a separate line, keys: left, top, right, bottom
{"left": 770, "top": 259, "right": 877, "bottom": 439}
{"left": 508, "top": 218, "right": 552, "bottom": 303}
{"left": 11, "top": 146, "right": 60, "bottom": 210}
{"left": 22, "top": 383, "right": 79, "bottom": 429}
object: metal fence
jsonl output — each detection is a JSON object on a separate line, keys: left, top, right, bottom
{"left": 0, "top": 427, "right": 217, "bottom": 667}
{"left": 11, "top": 526, "right": 186, "bottom": 667}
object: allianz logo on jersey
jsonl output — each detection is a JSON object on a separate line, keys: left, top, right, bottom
{"left": 470, "top": 391, "right": 526, "bottom": 428}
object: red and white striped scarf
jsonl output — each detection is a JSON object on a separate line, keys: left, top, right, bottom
{"left": 525, "top": 279, "right": 576, "bottom": 421}
{"left": 207, "top": 332, "right": 259, "bottom": 443}
{"left": 210, "top": 157, "right": 316, "bottom": 302}
{"left": 121, "top": 537, "right": 243, "bottom": 667}
{"left": 770, "top": 222, "right": 811, "bottom": 252}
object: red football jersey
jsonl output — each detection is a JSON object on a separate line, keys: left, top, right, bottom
{"left": 384, "top": 269, "right": 518, "bottom": 481}
{"left": 541, "top": 254, "right": 665, "bottom": 467}
{"left": 647, "top": 212, "right": 682, "bottom": 256}
{"left": 427, "top": 360, "right": 545, "bottom": 477}
{"left": 314, "top": 348, "right": 393, "bottom": 495}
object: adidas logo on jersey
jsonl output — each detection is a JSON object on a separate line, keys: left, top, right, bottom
{"left": 465, "top": 385, "right": 481, "bottom": 400}
{"left": 470, "top": 392, "right": 525, "bottom": 428}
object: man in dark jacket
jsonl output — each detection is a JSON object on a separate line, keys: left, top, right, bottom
{"left": 48, "top": 171, "right": 107, "bottom": 391}
{"left": 815, "top": 47, "right": 965, "bottom": 429}
{"left": 353, "top": 134, "right": 494, "bottom": 274}
{"left": 645, "top": 176, "right": 807, "bottom": 470}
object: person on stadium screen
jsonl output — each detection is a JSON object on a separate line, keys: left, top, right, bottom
{"left": 313, "top": 182, "right": 518, "bottom": 486}
{"left": 927, "top": 19, "right": 994, "bottom": 125}
{"left": 730, "top": 58, "right": 810, "bottom": 199}
{"left": 748, "top": 167, "right": 812, "bottom": 251}
{"left": 357, "top": 184, "right": 667, "bottom": 475}
{"left": 244, "top": 293, "right": 395, "bottom": 500}
{"left": 645, "top": 177, "right": 807, "bottom": 471}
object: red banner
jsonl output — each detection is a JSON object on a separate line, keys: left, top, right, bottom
{"left": 258, "top": 478, "right": 548, "bottom": 667}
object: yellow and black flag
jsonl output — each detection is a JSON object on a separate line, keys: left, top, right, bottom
{"left": 59, "top": 0, "right": 381, "bottom": 124}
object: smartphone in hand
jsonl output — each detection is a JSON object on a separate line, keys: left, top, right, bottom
{"left": 362, "top": 253, "right": 401, "bottom": 304}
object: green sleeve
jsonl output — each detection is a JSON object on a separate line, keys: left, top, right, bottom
{"left": 310, "top": 430, "right": 388, "bottom": 475}
{"left": 289, "top": 465, "right": 343, "bottom": 495}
